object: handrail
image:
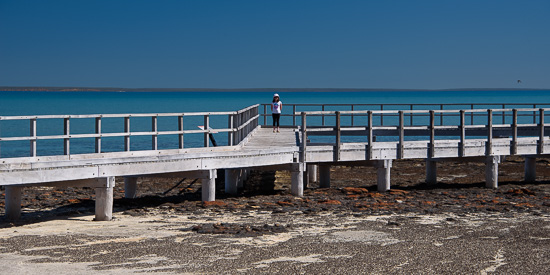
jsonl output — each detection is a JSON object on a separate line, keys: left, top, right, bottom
{"left": 0, "top": 105, "right": 260, "bottom": 158}
{"left": 298, "top": 107, "right": 549, "bottom": 159}
{"left": 260, "top": 103, "right": 550, "bottom": 126}
{"left": 296, "top": 108, "right": 550, "bottom": 115}
{"left": 0, "top": 105, "right": 260, "bottom": 121}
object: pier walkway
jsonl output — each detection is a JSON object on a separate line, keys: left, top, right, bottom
{"left": 1, "top": 103, "right": 549, "bottom": 221}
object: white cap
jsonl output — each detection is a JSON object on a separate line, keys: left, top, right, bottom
{"left": 273, "top": 93, "right": 279, "bottom": 97}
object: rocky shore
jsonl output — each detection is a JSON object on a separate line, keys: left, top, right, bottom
{"left": 0, "top": 156, "right": 549, "bottom": 273}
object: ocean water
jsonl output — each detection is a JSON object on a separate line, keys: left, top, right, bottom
{"left": 1, "top": 90, "right": 550, "bottom": 158}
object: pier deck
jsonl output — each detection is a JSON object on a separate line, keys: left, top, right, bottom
{"left": 1, "top": 104, "right": 549, "bottom": 221}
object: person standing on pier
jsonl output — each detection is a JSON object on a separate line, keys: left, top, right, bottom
{"left": 271, "top": 93, "right": 282, "bottom": 133}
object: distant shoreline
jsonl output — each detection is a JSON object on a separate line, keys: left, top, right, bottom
{"left": 0, "top": 86, "right": 549, "bottom": 92}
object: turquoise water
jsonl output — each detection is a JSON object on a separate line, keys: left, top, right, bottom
{"left": 1, "top": 90, "right": 550, "bottom": 158}
{"left": 2, "top": 90, "right": 550, "bottom": 116}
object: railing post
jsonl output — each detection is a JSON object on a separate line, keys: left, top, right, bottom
{"left": 459, "top": 110, "right": 465, "bottom": 157}
{"left": 512, "top": 109, "right": 517, "bottom": 155}
{"left": 228, "top": 114, "right": 234, "bottom": 146}
{"left": 263, "top": 104, "right": 267, "bottom": 126}
{"left": 533, "top": 104, "right": 537, "bottom": 124}
{"left": 293, "top": 105, "right": 297, "bottom": 126}
{"left": 502, "top": 104, "right": 506, "bottom": 124}
{"left": 367, "top": 111, "right": 373, "bottom": 160}
{"left": 335, "top": 111, "right": 341, "bottom": 161}
{"left": 471, "top": 104, "right": 474, "bottom": 125}
{"left": 538, "top": 108, "right": 544, "bottom": 154}
{"left": 152, "top": 115, "right": 158, "bottom": 150}
{"left": 440, "top": 104, "right": 444, "bottom": 125}
{"left": 487, "top": 109, "right": 493, "bottom": 155}
{"left": 30, "top": 118, "right": 36, "bottom": 157}
{"left": 95, "top": 117, "right": 102, "bottom": 153}
{"left": 124, "top": 116, "right": 130, "bottom": 151}
{"left": 204, "top": 114, "right": 210, "bottom": 148}
{"left": 380, "top": 105, "right": 384, "bottom": 126}
{"left": 301, "top": 112, "right": 307, "bottom": 163}
{"left": 234, "top": 113, "right": 239, "bottom": 144}
{"left": 410, "top": 104, "right": 414, "bottom": 126}
{"left": 255, "top": 105, "right": 259, "bottom": 128}
{"left": 239, "top": 112, "right": 243, "bottom": 143}
{"left": 351, "top": 105, "right": 354, "bottom": 126}
{"left": 429, "top": 110, "right": 435, "bottom": 158}
{"left": 64, "top": 117, "right": 70, "bottom": 155}
{"left": 398, "top": 111, "right": 404, "bottom": 159}
{"left": 321, "top": 105, "right": 326, "bottom": 126}
{"left": 178, "top": 115, "right": 184, "bottom": 149}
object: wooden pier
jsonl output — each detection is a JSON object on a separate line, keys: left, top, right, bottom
{"left": 1, "top": 103, "right": 549, "bottom": 221}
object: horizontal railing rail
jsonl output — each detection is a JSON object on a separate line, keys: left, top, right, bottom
{"left": 261, "top": 103, "right": 550, "bottom": 126}
{"left": 0, "top": 105, "right": 259, "bottom": 158}
{"left": 297, "top": 107, "right": 549, "bottom": 161}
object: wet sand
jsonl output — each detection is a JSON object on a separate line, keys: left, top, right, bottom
{"left": 0, "top": 156, "right": 549, "bottom": 273}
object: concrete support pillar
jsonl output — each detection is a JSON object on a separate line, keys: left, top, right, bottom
{"left": 319, "top": 165, "right": 331, "bottom": 188}
{"left": 525, "top": 157, "right": 536, "bottom": 182}
{"left": 376, "top": 160, "right": 392, "bottom": 192}
{"left": 124, "top": 177, "right": 137, "bottom": 199}
{"left": 201, "top": 169, "right": 217, "bottom": 202}
{"left": 291, "top": 163, "right": 305, "bottom": 197}
{"left": 308, "top": 165, "right": 318, "bottom": 184}
{"left": 485, "top": 156, "right": 500, "bottom": 188}
{"left": 225, "top": 169, "right": 239, "bottom": 195}
{"left": 95, "top": 176, "right": 115, "bottom": 221}
{"left": 5, "top": 186, "right": 22, "bottom": 221}
{"left": 426, "top": 160, "right": 437, "bottom": 185}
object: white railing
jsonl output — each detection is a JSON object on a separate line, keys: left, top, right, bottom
{"left": 298, "top": 108, "right": 549, "bottom": 161}
{"left": 0, "top": 105, "right": 259, "bottom": 158}
{"left": 262, "top": 103, "right": 550, "bottom": 126}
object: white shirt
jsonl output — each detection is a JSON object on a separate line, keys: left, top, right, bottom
{"left": 271, "top": 101, "right": 282, "bottom": 114}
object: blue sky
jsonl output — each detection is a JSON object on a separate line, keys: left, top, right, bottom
{"left": 0, "top": 0, "right": 548, "bottom": 89}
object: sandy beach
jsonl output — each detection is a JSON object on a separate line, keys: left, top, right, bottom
{"left": 1, "top": 157, "right": 549, "bottom": 273}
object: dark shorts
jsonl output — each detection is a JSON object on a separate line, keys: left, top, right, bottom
{"left": 272, "top": 113, "right": 280, "bottom": 127}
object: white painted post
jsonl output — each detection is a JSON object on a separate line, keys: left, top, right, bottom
{"left": 124, "top": 177, "right": 137, "bottom": 199}
{"left": 429, "top": 110, "right": 435, "bottom": 158}
{"left": 124, "top": 117, "right": 130, "bottom": 152}
{"left": 485, "top": 156, "right": 499, "bottom": 188}
{"left": 308, "top": 164, "right": 318, "bottom": 184}
{"left": 95, "top": 117, "right": 102, "bottom": 153}
{"left": 95, "top": 176, "right": 115, "bottom": 221}
{"left": 319, "top": 165, "right": 331, "bottom": 188}
{"left": 487, "top": 109, "right": 493, "bottom": 156}
{"left": 178, "top": 115, "right": 184, "bottom": 149}
{"left": 225, "top": 169, "right": 239, "bottom": 195}
{"left": 367, "top": 110, "right": 373, "bottom": 160}
{"left": 152, "top": 116, "right": 158, "bottom": 150}
{"left": 426, "top": 160, "right": 437, "bottom": 185}
{"left": 511, "top": 109, "right": 518, "bottom": 155}
{"left": 201, "top": 169, "right": 217, "bottom": 201}
{"left": 64, "top": 117, "right": 70, "bottom": 155}
{"left": 335, "top": 111, "right": 341, "bottom": 161}
{"left": 5, "top": 186, "right": 22, "bottom": 220}
{"left": 376, "top": 159, "right": 392, "bottom": 192}
{"left": 291, "top": 163, "right": 304, "bottom": 197}
{"left": 525, "top": 157, "right": 536, "bottom": 182}
{"left": 538, "top": 108, "right": 545, "bottom": 154}
{"left": 460, "top": 110, "right": 465, "bottom": 157}
{"left": 228, "top": 114, "right": 234, "bottom": 146}
{"left": 30, "top": 118, "right": 36, "bottom": 157}
{"left": 204, "top": 115, "right": 210, "bottom": 148}
{"left": 398, "top": 111, "right": 404, "bottom": 159}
